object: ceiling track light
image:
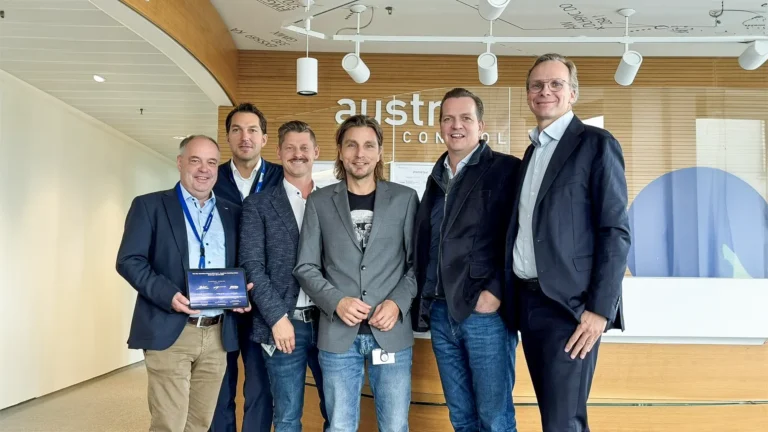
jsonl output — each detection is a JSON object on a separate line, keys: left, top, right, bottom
{"left": 342, "top": 5, "right": 370, "bottom": 84}
{"left": 739, "top": 6, "right": 768, "bottom": 70}
{"left": 477, "top": 20, "right": 498, "bottom": 85}
{"left": 296, "top": 9, "right": 317, "bottom": 96}
{"left": 479, "top": 0, "right": 510, "bottom": 21}
{"left": 614, "top": 9, "right": 643, "bottom": 86}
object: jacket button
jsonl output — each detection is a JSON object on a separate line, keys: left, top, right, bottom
{"left": 361, "top": 265, "right": 366, "bottom": 271}
{"left": 363, "top": 290, "right": 368, "bottom": 296}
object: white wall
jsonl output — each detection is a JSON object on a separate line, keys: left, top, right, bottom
{"left": 0, "top": 70, "right": 178, "bottom": 409}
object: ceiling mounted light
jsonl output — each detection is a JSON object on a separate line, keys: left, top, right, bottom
{"left": 93, "top": 74, "right": 106, "bottom": 83}
{"left": 477, "top": 52, "right": 498, "bottom": 86}
{"left": 614, "top": 9, "right": 642, "bottom": 86}
{"left": 342, "top": 53, "right": 370, "bottom": 84}
{"left": 615, "top": 50, "right": 643, "bottom": 86}
{"left": 296, "top": 14, "right": 317, "bottom": 95}
{"left": 342, "top": 5, "right": 370, "bottom": 84}
{"left": 173, "top": 136, "right": 186, "bottom": 139}
{"left": 479, "top": 0, "right": 510, "bottom": 21}
{"left": 738, "top": 40, "right": 768, "bottom": 70}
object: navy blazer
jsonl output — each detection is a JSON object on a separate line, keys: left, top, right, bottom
{"left": 413, "top": 143, "right": 521, "bottom": 330}
{"left": 503, "top": 115, "right": 631, "bottom": 331}
{"left": 213, "top": 158, "right": 284, "bottom": 207}
{"left": 116, "top": 187, "right": 241, "bottom": 351}
{"left": 239, "top": 183, "right": 305, "bottom": 344}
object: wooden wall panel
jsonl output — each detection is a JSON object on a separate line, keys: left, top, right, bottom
{"left": 218, "top": 51, "right": 768, "bottom": 205}
{"left": 121, "top": 0, "right": 238, "bottom": 103}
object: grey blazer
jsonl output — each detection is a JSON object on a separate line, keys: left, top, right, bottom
{"left": 239, "top": 183, "right": 303, "bottom": 345}
{"left": 293, "top": 180, "right": 419, "bottom": 354}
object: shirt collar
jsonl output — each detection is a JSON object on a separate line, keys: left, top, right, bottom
{"left": 179, "top": 182, "right": 216, "bottom": 208}
{"left": 529, "top": 110, "right": 574, "bottom": 148}
{"left": 282, "top": 178, "right": 316, "bottom": 197}
{"left": 230, "top": 157, "right": 263, "bottom": 181}
{"left": 443, "top": 141, "right": 483, "bottom": 173}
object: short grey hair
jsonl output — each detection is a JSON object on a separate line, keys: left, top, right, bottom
{"left": 526, "top": 53, "right": 580, "bottom": 102}
{"left": 178, "top": 134, "right": 219, "bottom": 155}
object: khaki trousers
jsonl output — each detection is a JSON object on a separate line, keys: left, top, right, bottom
{"left": 144, "top": 321, "right": 227, "bottom": 432}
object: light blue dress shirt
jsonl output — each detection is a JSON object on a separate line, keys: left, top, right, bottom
{"left": 513, "top": 110, "right": 575, "bottom": 279}
{"left": 179, "top": 184, "right": 226, "bottom": 317}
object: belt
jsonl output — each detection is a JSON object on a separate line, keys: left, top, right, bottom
{"left": 187, "top": 315, "right": 222, "bottom": 327}
{"left": 514, "top": 276, "right": 541, "bottom": 292}
{"left": 290, "top": 306, "right": 319, "bottom": 323}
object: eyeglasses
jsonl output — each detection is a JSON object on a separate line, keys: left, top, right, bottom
{"left": 528, "top": 79, "right": 569, "bottom": 93}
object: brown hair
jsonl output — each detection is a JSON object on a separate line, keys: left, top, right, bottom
{"left": 438, "top": 88, "right": 485, "bottom": 121}
{"left": 334, "top": 115, "right": 384, "bottom": 181}
{"left": 225, "top": 102, "right": 268, "bottom": 134}
{"left": 277, "top": 120, "right": 317, "bottom": 148}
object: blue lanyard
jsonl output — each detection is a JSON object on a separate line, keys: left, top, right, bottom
{"left": 232, "top": 160, "right": 266, "bottom": 201}
{"left": 175, "top": 183, "right": 215, "bottom": 269}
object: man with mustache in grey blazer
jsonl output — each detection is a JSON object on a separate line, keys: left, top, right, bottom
{"left": 294, "top": 114, "right": 419, "bottom": 432}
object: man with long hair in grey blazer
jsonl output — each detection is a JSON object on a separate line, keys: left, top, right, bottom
{"left": 294, "top": 115, "right": 419, "bottom": 432}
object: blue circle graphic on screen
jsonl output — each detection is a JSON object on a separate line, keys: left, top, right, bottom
{"left": 628, "top": 167, "right": 768, "bottom": 278}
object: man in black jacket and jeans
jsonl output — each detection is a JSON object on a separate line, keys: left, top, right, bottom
{"left": 413, "top": 88, "right": 521, "bottom": 432}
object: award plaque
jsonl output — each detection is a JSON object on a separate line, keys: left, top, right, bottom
{"left": 187, "top": 268, "right": 249, "bottom": 309}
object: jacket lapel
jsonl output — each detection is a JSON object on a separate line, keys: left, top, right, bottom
{"left": 535, "top": 116, "right": 584, "bottom": 208}
{"left": 162, "top": 188, "right": 190, "bottom": 271}
{"left": 332, "top": 181, "right": 362, "bottom": 252}
{"left": 510, "top": 145, "right": 535, "bottom": 229}
{"left": 270, "top": 184, "right": 300, "bottom": 245}
{"left": 443, "top": 145, "right": 491, "bottom": 234}
{"left": 365, "top": 180, "right": 390, "bottom": 251}
{"left": 216, "top": 199, "right": 237, "bottom": 268}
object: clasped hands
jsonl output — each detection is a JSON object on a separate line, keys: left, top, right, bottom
{"left": 336, "top": 297, "right": 399, "bottom": 331}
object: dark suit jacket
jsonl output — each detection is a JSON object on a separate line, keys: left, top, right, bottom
{"left": 116, "top": 187, "right": 241, "bottom": 351}
{"left": 504, "top": 115, "right": 631, "bottom": 331}
{"left": 413, "top": 143, "right": 521, "bottom": 331}
{"left": 239, "top": 183, "right": 306, "bottom": 344}
{"left": 214, "top": 158, "right": 284, "bottom": 206}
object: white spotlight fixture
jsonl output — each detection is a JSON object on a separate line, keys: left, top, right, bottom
{"left": 93, "top": 74, "right": 106, "bottom": 83}
{"left": 614, "top": 9, "right": 643, "bottom": 86}
{"left": 477, "top": 52, "right": 498, "bottom": 85}
{"left": 738, "top": 40, "right": 768, "bottom": 70}
{"left": 479, "top": 0, "right": 510, "bottom": 21}
{"left": 342, "top": 5, "right": 370, "bottom": 84}
{"left": 296, "top": 15, "right": 317, "bottom": 95}
{"left": 173, "top": 136, "right": 186, "bottom": 140}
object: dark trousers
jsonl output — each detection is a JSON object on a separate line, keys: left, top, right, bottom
{"left": 516, "top": 278, "right": 600, "bottom": 432}
{"left": 209, "top": 314, "right": 273, "bottom": 432}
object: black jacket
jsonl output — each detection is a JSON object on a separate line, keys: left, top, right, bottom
{"left": 412, "top": 143, "right": 521, "bottom": 330}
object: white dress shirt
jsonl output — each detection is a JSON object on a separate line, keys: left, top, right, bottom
{"left": 513, "top": 110, "right": 575, "bottom": 279}
{"left": 231, "top": 158, "right": 263, "bottom": 200}
{"left": 283, "top": 178, "right": 317, "bottom": 308}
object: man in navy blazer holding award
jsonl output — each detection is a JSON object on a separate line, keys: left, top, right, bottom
{"left": 116, "top": 135, "right": 252, "bottom": 432}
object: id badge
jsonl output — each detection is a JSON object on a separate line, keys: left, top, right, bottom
{"left": 372, "top": 348, "right": 395, "bottom": 365}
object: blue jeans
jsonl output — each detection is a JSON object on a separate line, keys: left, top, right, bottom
{"left": 318, "top": 334, "right": 412, "bottom": 432}
{"left": 263, "top": 318, "right": 329, "bottom": 432}
{"left": 430, "top": 300, "right": 518, "bottom": 432}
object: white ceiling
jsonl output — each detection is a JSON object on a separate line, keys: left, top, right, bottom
{"left": 0, "top": 0, "right": 220, "bottom": 159}
{"left": 213, "top": 0, "right": 768, "bottom": 57}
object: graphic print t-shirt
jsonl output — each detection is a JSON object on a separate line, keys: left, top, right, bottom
{"left": 348, "top": 190, "right": 375, "bottom": 251}
{"left": 348, "top": 190, "right": 375, "bottom": 334}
